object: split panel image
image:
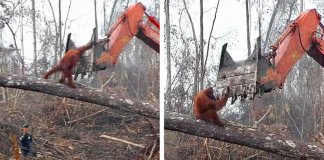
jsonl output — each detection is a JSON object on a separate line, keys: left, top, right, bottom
{"left": 0, "top": 0, "right": 159, "bottom": 159}
{"left": 163, "top": 0, "right": 324, "bottom": 159}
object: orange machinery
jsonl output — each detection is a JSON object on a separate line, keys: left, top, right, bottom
{"left": 216, "top": 9, "right": 324, "bottom": 101}
{"left": 65, "top": 2, "right": 159, "bottom": 78}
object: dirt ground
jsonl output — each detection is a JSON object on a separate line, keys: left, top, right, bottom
{"left": 0, "top": 89, "right": 159, "bottom": 160}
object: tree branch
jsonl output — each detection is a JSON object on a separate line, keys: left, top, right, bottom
{"left": 165, "top": 111, "right": 324, "bottom": 159}
{"left": 0, "top": 75, "right": 159, "bottom": 119}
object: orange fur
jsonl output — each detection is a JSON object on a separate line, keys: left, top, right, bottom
{"left": 193, "top": 87, "right": 229, "bottom": 126}
{"left": 43, "top": 44, "right": 93, "bottom": 88}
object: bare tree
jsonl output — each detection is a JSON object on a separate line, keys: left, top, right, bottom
{"left": 246, "top": 0, "right": 251, "bottom": 56}
{"left": 93, "top": 0, "right": 101, "bottom": 89}
{"left": 6, "top": 23, "right": 24, "bottom": 74}
{"left": 58, "top": 0, "right": 62, "bottom": 58}
{"left": 107, "top": 0, "right": 119, "bottom": 31}
{"left": 31, "top": 0, "right": 37, "bottom": 76}
{"left": 182, "top": 0, "right": 199, "bottom": 95}
{"left": 165, "top": 0, "right": 171, "bottom": 107}
{"left": 47, "top": 0, "right": 58, "bottom": 65}
{"left": 204, "top": 0, "right": 220, "bottom": 83}
{"left": 48, "top": 0, "right": 71, "bottom": 73}
{"left": 199, "top": 0, "right": 204, "bottom": 89}
{"left": 300, "top": 0, "right": 304, "bottom": 12}
{"left": 0, "top": 37, "right": 8, "bottom": 103}
{"left": 103, "top": 0, "right": 107, "bottom": 35}
{"left": 263, "top": 0, "right": 281, "bottom": 53}
{"left": 62, "top": 0, "right": 72, "bottom": 43}
{"left": 19, "top": 0, "right": 25, "bottom": 75}
{"left": 285, "top": 0, "right": 298, "bottom": 25}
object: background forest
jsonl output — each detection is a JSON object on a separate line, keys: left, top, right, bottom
{"left": 164, "top": 0, "right": 324, "bottom": 159}
{"left": 0, "top": 0, "right": 159, "bottom": 159}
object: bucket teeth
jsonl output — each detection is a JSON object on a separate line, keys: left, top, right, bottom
{"left": 215, "top": 38, "right": 262, "bottom": 103}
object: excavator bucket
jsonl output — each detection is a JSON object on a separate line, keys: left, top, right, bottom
{"left": 215, "top": 37, "right": 267, "bottom": 101}
{"left": 308, "top": 44, "right": 324, "bottom": 67}
{"left": 308, "top": 29, "right": 324, "bottom": 67}
{"left": 65, "top": 28, "right": 106, "bottom": 80}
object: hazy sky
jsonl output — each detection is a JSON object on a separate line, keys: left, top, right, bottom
{"left": 0, "top": 0, "right": 318, "bottom": 81}
{"left": 1, "top": 0, "right": 317, "bottom": 63}
{"left": 1, "top": 0, "right": 157, "bottom": 63}
{"left": 179, "top": 0, "right": 316, "bottom": 61}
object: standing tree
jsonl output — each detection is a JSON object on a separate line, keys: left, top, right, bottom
{"left": 4, "top": 4, "right": 25, "bottom": 74}
{"left": 31, "top": 0, "right": 37, "bottom": 76}
{"left": 107, "top": 0, "right": 119, "bottom": 32}
{"left": 165, "top": 0, "right": 171, "bottom": 108}
{"left": 204, "top": 0, "right": 220, "bottom": 80}
{"left": 19, "top": 0, "right": 25, "bottom": 75}
{"left": 262, "top": 0, "right": 281, "bottom": 53}
{"left": 47, "top": 0, "right": 58, "bottom": 65}
{"left": 182, "top": 0, "right": 199, "bottom": 96}
{"left": 199, "top": 0, "right": 204, "bottom": 90}
{"left": 245, "top": 0, "right": 251, "bottom": 56}
{"left": 58, "top": 0, "right": 62, "bottom": 58}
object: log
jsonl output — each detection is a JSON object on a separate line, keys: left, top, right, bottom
{"left": 165, "top": 111, "right": 324, "bottom": 159}
{"left": 0, "top": 75, "right": 158, "bottom": 119}
{"left": 99, "top": 135, "right": 145, "bottom": 148}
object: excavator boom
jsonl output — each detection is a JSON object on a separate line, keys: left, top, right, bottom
{"left": 96, "top": 2, "right": 160, "bottom": 67}
{"left": 66, "top": 2, "right": 159, "bottom": 78}
{"left": 216, "top": 9, "right": 324, "bottom": 101}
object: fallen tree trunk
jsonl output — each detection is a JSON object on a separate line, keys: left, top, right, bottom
{"left": 165, "top": 111, "right": 324, "bottom": 159}
{"left": 0, "top": 75, "right": 158, "bottom": 119}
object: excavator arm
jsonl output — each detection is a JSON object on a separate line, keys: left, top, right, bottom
{"left": 261, "top": 9, "right": 324, "bottom": 88}
{"left": 216, "top": 9, "right": 324, "bottom": 102}
{"left": 96, "top": 2, "right": 159, "bottom": 66}
{"left": 66, "top": 2, "right": 159, "bottom": 78}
